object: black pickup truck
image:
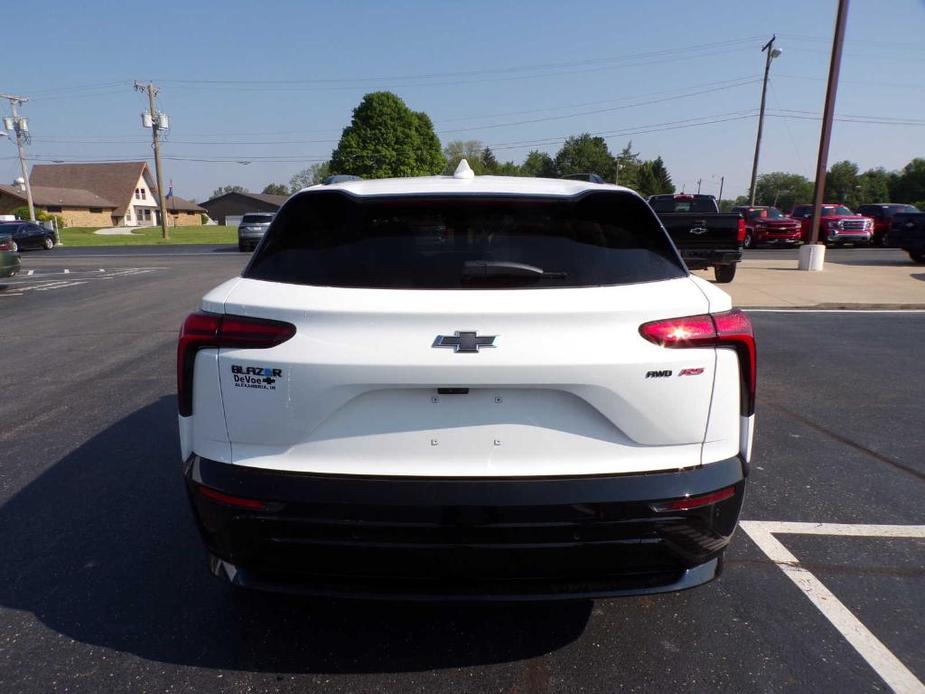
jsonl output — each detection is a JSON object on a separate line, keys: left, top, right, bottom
{"left": 887, "top": 212, "right": 925, "bottom": 263}
{"left": 647, "top": 194, "right": 744, "bottom": 283}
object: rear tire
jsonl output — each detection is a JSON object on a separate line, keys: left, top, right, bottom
{"left": 238, "top": 242, "right": 248, "bottom": 252}
{"left": 743, "top": 231, "right": 753, "bottom": 249}
{"left": 910, "top": 252, "right": 925, "bottom": 264}
{"left": 10, "top": 241, "right": 17, "bottom": 253}
{"left": 43, "top": 236, "right": 55, "bottom": 250}
{"left": 714, "top": 264, "right": 737, "bottom": 283}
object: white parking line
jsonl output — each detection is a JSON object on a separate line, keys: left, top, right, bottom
{"left": 740, "top": 521, "right": 925, "bottom": 694}
{"left": 1, "top": 267, "right": 166, "bottom": 295}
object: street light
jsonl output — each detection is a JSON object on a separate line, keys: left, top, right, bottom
{"left": 748, "top": 36, "right": 782, "bottom": 206}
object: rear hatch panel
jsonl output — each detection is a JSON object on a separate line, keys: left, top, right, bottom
{"left": 216, "top": 278, "right": 717, "bottom": 476}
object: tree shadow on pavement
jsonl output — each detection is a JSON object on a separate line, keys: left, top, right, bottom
{"left": 0, "top": 397, "right": 590, "bottom": 673}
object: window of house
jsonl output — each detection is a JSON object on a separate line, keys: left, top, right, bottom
{"left": 141, "top": 188, "right": 147, "bottom": 200}
{"left": 144, "top": 209, "right": 151, "bottom": 220}
{"left": 89, "top": 207, "right": 102, "bottom": 213}
{"left": 135, "top": 189, "right": 140, "bottom": 200}
{"left": 46, "top": 205, "right": 63, "bottom": 213}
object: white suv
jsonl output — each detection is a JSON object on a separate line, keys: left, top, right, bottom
{"left": 178, "top": 162, "right": 755, "bottom": 599}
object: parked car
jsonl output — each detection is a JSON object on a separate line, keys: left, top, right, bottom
{"left": 0, "top": 221, "right": 56, "bottom": 252}
{"left": 886, "top": 211, "right": 925, "bottom": 263}
{"left": 730, "top": 206, "right": 802, "bottom": 248}
{"left": 179, "top": 165, "right": 755, "bottom": 599}
{"left": 647, "top": 193, "right": 744, "bottom": 283}
{"left": 0, "top": 233, "right": 21, "bottom": 278}
{"left": 237, "top": 213, "right": 275, "bottom": 252}
{"left": 857, "top": 204, "right": 920, "bottom": 246}
{"left": 789, "top": 204, "right": 873, "bottom": 246}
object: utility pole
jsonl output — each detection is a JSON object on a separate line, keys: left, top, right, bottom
{"left": 807, "top": 0, "right": 849, "bottom": 249}
{"left": 1, "top": 93, "right": 35, "bottom": 222}
{"left": 697, "top": 178, "right": 702, "bottom": 194}
{"left": 717, "top": 176, "right": 725, "bottom": 205}
{"left": 748, "top": 35, "right": 782, "bottom": 205}
{"left": 134, "top": 82, "right": 169, "bottom": 240}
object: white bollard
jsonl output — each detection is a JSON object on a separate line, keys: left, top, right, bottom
{"left": 798, "top": 243, "right": 826, "bottom": 271}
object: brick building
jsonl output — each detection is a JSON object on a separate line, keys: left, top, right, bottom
{"left": 0, "top": 162, "right": 205, "bottom": 228}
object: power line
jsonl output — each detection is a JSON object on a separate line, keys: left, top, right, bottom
{"left": 153, "top": 37, "right": 765, "bottom": 86}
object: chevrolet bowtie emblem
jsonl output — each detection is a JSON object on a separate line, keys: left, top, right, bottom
{"left": 433, "top": 331, "right": 497, "bottom": 353}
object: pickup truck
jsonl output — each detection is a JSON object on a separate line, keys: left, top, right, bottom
{"left": 730, "top": 205, "right": 802, "bottom": 248}
{"left": 887, "top": 212, "right": 925, "bottom": 263}
{"left": 647, "top": 194, "right": 744, "bottom": 283}
{"left": 857, "top": 204, "right": 919, "bottom": 246}
{"left": 790, "top": 204, "right": 873, "bottom": 246}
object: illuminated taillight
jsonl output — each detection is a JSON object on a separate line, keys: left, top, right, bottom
{"left": 650, "top": 486, "right": 736, "bottom": 512}
{"left": 639, "top": 309, "right": 756, "bottom": 416}
{"left": 177, "top": 311, "right": 295, "bottom": 416}
{"left": 737, "top": 217, "right": 746, "bottom": 244}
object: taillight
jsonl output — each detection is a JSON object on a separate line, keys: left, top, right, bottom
{"left": 177, "top": 311, "right": 295, "bottom": 416}
{"left": 639, "top": 309, "right": 756, "bottom": 416}
{"left": 195, "top": 483, "right": 268, "bottom": 510}
{"left": 0, "top": 239, "right": 12, "bottom": 252}
{"left": 737, "top": 217, "right": 746, "bottom": 244}
{"left": 650, "top": 486, "right": 736, "bottom": 512}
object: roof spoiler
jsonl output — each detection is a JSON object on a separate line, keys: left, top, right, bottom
{"left": 321, "top": 175, "right": 363, "bottom": 185}
{"left": 561, "top": 173, "right": 606, "bottom": 184}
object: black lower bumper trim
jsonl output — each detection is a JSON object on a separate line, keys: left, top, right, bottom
{"left": 185, "top": 457, "right": 746, "bottom": 600}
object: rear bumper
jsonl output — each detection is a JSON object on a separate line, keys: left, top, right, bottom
{"left": 679, "top": 249, "right": 742, "bottom": 269}
{"left": 184, "top": 455, "right": 747, "bottom": 600}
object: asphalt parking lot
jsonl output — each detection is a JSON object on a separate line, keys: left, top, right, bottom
{"left": 0, "top": 248, "right": 922, "bottom": 693}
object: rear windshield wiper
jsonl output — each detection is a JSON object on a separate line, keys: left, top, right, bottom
{"left": 461, "top": 260, "right": 567, "bottom": 280}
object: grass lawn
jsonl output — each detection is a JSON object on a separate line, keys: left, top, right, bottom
{"left": 59, "top": 225, "right": 237, "bottom": 247}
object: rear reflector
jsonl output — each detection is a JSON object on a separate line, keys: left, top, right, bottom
{"left": 196, "top": 484, "right": 267, "bottom": 510}
{"left": 650, "top": 486, "right": 736, "bottom": 512}
{"left": 737, "top": 217, "right": 746, "bottom": 244}
{"left": 639, "top": 309, "right": 756, "bottom": 416}
{"left": 177, "top": 311, "right": 296, "bottom": 416}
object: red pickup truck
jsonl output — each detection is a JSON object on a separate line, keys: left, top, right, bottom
{"left": 790, "top": 204, "right": 873, "bottom": 246}
{"left": 730, "top": 206, "right": 802, "bottom": 248}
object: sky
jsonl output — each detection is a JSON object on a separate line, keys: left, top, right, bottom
{"left": 3, "top": 0, "right": 924, "bottom": 202}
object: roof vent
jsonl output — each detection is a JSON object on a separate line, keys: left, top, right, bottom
{"left": 453, "top": 159, "right": 475, "bottom": 180}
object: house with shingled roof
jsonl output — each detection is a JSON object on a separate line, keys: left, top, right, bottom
{"left": 0, "top": 162, "right": 205, "bottom": 228}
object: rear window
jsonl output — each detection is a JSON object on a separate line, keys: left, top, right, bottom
{"left": 242, "top": 214, "right": 274, "bottom": 224}
{"left": 648, "top": 196, "right": 717, "bottom": 214}
{"left": 244, "top": 191, "right": 686, "bottom": 289}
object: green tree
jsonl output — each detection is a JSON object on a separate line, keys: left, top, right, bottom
{"left": 261, "top": 183, "right": 289, "bottom": 196}
{"left": 289, "top": 162, "right": 331, "bottom": 191}
{"left": 644, "top": 157, "right": 674, "bottom": 196}
{"left": 826, "top": 160, "right": 861, "bottom": 208}
{"left": 615, "top": 141, "right": 643, "bottom": 189}
{"left": 520, "top": 150, "right": 557, "bottom": 178}
{"left": 857, "top": 167, "right": 891, "bottom": 205}
{"left": 210, "top": 185, "right": 248, "bottom": 199}
{"left": 890, "top": 158, "right": 925, "bottom": 204}
{"left": 331, "top": 91, "right": 444, "bottom": 179}
{"left": 494, "top": 161, "right": 522, "bottom": 176}
{"left": 554, "top": 134, "right": 615, "bottom": 179}
{"left": 443, "top": 140, "right": 488, "bottom": 175}
{"left": 754, "top": 172, "right": 814, "bottom": 211}
{"left": 481, "top": 146, "right": 499, "bottom": 174}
